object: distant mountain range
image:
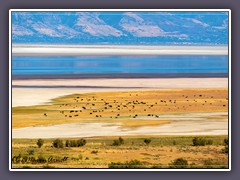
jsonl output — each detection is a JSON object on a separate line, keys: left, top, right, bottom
{"left": 11, "top": 11, "right": 229, "bottom": 45}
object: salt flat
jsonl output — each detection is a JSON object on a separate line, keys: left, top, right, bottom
{"left": 12, "top": 112, "right": 228, "bottom": 138}
{"left": 12, "top": 44, "right": 228, "bottom": 56}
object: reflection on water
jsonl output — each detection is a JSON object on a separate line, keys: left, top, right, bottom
{"left": 12, "top": 55, "right": 228, "bottom": 77}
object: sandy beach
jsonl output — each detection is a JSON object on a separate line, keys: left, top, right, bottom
{"left": 12, "top": 78, "right": 228, "bottom": 107}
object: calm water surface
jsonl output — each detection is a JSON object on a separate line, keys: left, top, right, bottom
{"left": 12, "top": 55, "right": 228, "bottom": 77}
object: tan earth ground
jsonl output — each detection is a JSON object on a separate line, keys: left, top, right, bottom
{"left": 12, "top": 87, "right": 228, "bottom": 138}
{"left": 11, "top": 78, "right": 229, "bottom": 169}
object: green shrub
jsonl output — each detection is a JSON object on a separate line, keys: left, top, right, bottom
{"left": 206, "top": 139, "right": 213, "bottom": 145}
{"left": 77, "top": 139, "right": 87, "bottom": 147}
{"left": 173, "top": 140, "right": 176, "bottom": 145}
{"left": 144, "top": 138, "right": 151, "bottom": 145}
{"left": 112, "top": 140, "right": 120, "bottom": 146}
{"left": 70, "top": 140, "right": 77, "bottom": 147}
{"left": 37, "top": 139, "right": 44, "bottom": 148}
{"left": 119, "top": 137, "right": 124, "bottom": 145}
{"left": 169, "top": 158, "right": 188, "bottom": 168}
{"left": 65, "top": 140, "right": 70, "bottom": 147}
{"left": 112, "top": 137, "right": 124, "bottom": 146}
{"left": 37, "top": 155, "right": 47, "bottom": 163}
{"left": 52, "top": 139, "right": 64, "bottom": 148}
{"left": 224, "top": 138, "right": 229, "bottom": 145}
{"left": 222, "top": 138, "right": 229, "bottom": 154}
{"left": 27, "top": 148, "right": 35, "bottom": 155}
{"left": 192, "top": 137, "right": 206, "bottom": 146}
{"left": 65, "top": 139, "right": 87, "bottom": 147}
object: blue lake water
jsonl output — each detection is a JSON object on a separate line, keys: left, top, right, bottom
{"left": 12, "top": 55, "right": 228, "bottom": 78}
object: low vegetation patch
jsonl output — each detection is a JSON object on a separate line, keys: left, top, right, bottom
{"left": 52, "top": 138, "right": 87, "bottom": 148}
{"left": 52, "top": 139, "right": 64, "bottom": 148}
{"left": 169, "top": 158, "right": 189, "bottom": 168}
{"left": 112, "top": 137, "right": 124, "bottom": 146}
{"left": 65, "top": 139, "right": 87, "bottom": 147}
{"left": 192, "top": 137, "right": 213, "bottom": 146}
{"left": 37, "top": 139, "right": 44, "bottom": 148}
{"left": 12, "top": 135, "right": 228, "bottom": 169}
{"left": 203, "top": 158, "right": 228, "bottom": 169}
{"left": 144, "top": 138, "right": 151, "bottom": 145}
{"left": 222, "top": 138, "right": 229, "bottom": 154}
{"left": 27, "top": 149, "right": 34, "bottom": 155}
{"left": 108, "top": 160, "right": 146, "bottom": 169}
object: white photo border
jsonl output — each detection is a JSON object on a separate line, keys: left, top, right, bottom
{"left": 9, "top": 9, "right": 231, "bottom": 172}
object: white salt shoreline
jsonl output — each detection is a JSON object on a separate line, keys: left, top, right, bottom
{"left": 12, "top": 112, "right": 228, "bottom": 138}
{"left": 12, "top": 44, "right": 228, "bottom": 56}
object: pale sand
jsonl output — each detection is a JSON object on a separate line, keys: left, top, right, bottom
{"left": 12, "top": 44, "right": 228, "bottom": 56}
{"left": 12, "top": 112, "right": 228, "bottom": 138}
{"left": 12, "top": 78, "right": 228, "bottom": 107}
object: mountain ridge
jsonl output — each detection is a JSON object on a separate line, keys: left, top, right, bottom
{"left": 11, "top": 12, "right": 228, "bottom": 45}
